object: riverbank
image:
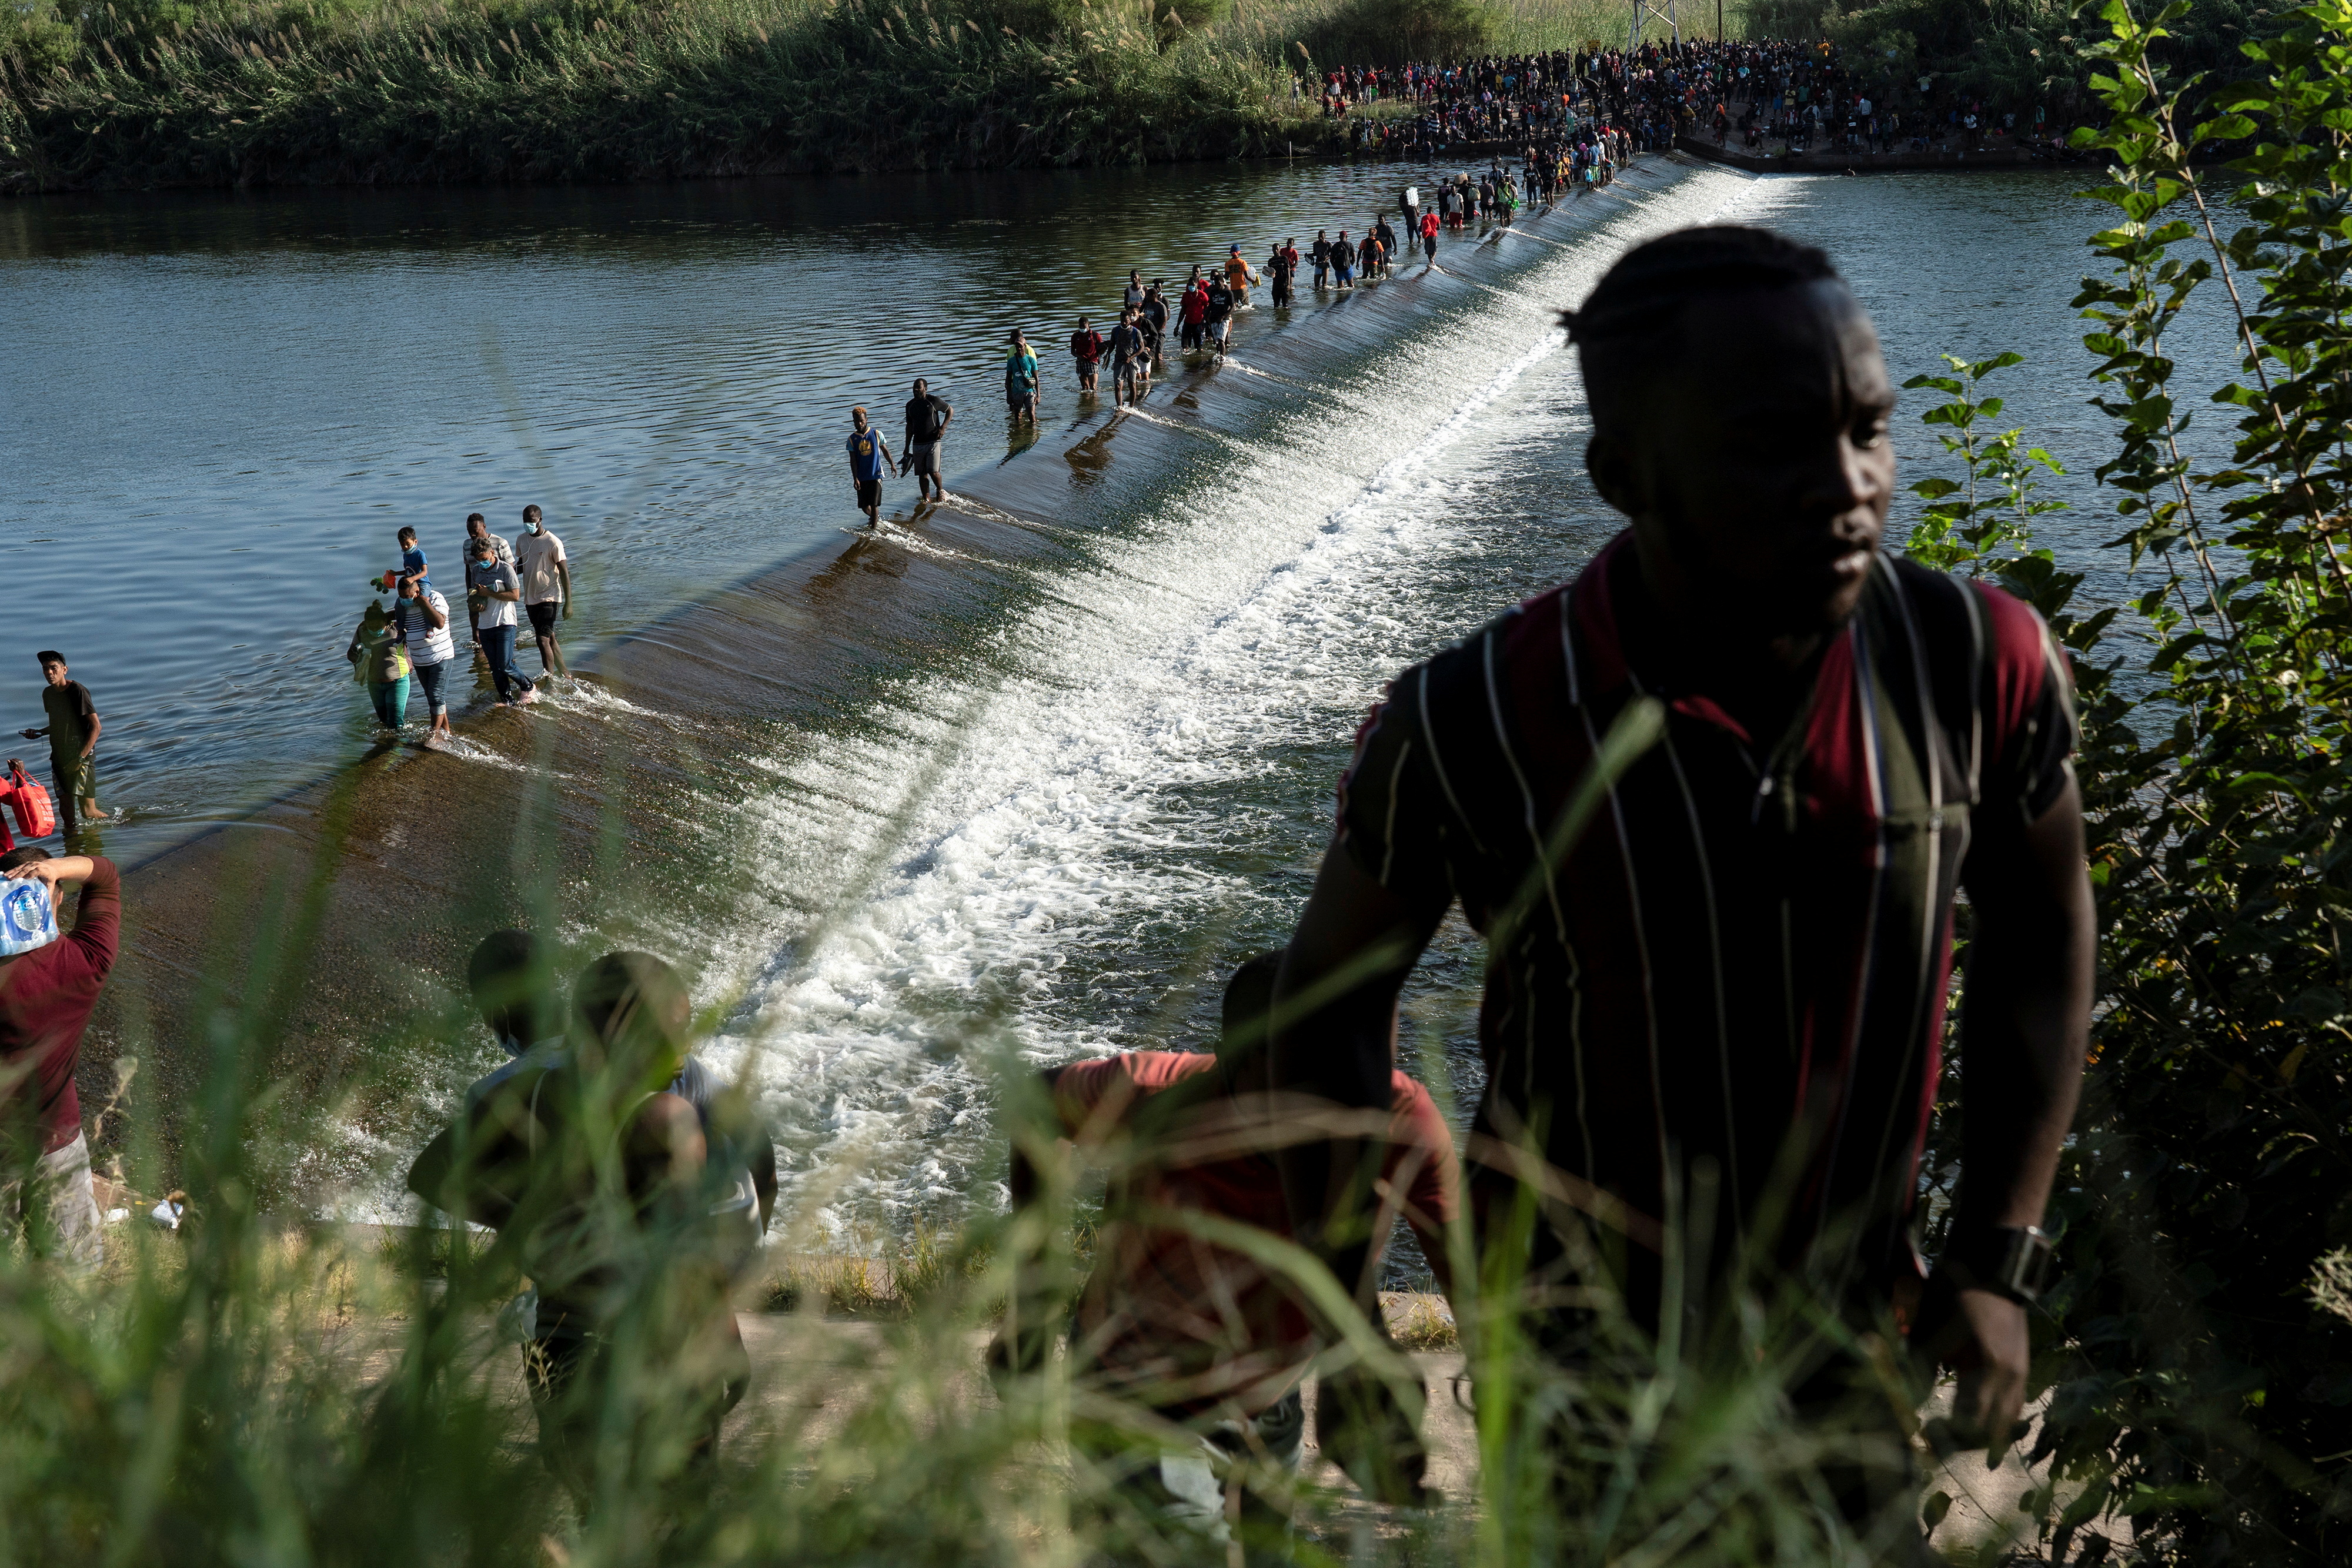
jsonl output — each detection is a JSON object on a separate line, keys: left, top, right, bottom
{"left": 0, "top": 0, "right": 1318, "bottom": 193}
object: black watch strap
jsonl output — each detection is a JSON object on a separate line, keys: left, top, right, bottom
{"left": 1940, "top": 1224, "right": 2056, "bottom": 1305}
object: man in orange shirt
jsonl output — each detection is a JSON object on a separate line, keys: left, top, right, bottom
{"left": 1001, "top": 953, "right": 1459, "bottom": 1555}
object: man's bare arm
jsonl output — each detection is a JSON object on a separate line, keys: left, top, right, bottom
{"left": 1936, "top": 774, "right": 2094, "bottom": 1456}
{"left": 1271, "top": 840, "right": 1448, "bottom": 1308}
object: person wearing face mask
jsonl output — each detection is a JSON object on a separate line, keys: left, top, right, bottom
{"left": 466, "top": 537, "right": 536, "bottom": 707}
{"left": 512, "top": 505, "right": 572, "bottom": 682}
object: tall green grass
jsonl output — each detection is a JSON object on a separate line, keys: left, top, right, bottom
{"left": 0, "top": 0, "right": 1671, "bottom": 192}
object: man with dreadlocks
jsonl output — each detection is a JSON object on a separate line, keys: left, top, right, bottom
{"left": 1269, "top": 226, "right": 2092, "bottom": 1559}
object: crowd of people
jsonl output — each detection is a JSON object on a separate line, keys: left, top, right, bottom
{"left": 4, "top": 220, "right": 2099, "bottom": 1561}
{"left": 1317, "top": 37, "right": 2070, "bottom": 165}
{"left": 837, "top": 161, "right": 1648, "bottom": 527}
{"left": 341, "top": 506, "right": 577, "bottom": 743}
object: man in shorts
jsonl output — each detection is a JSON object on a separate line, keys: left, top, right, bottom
{"left": 1069, "top": 317, "right": 1105, "bottom": 396}
{"left": 999, "top": 955, "right": 1459, "bottom": 1556}
{"left": 901, "top": 378, "right": 953, "bottom": 504}
{"left": 0, "top": 848, "right": 120, "bottom": 1274}
{"left": 1108, "top": 307, "right": 1145, "bottom": 410}
{"left": 1331, "top": 230, "right": 1357, "bottom": 289}
{"left": 18, "top": 654, "right": 106, "bottom": 841}
{"left": 1004, "top": 330, "right": 1040, "bottom": 426}
{"left": 1310, "top": 230, "right": 1332, "bottom": 290}
{"left": 1202, "top": 275, "right": 1234, "bottom": 356}
{"left": 1223, "top": 244, "right": 1258, "bottom": 309}
{"left": 846, "top": 406, "right": 895, "bottom": 529}
{"left": 513, "top": 504, "right": 571, "bottom": 679}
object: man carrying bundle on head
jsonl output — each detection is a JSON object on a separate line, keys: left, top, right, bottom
{"left": 0, "top": 848, "right": 119, "bottom": 1273}
{"left": 1271, "top": 226, "right": 2092, "bottom": 1563}
{"left": 998, "top": 954, "right": 1462, "bottom": 1560}
{"left": 407, "top": 949, "right": 762, "bottom": 1498}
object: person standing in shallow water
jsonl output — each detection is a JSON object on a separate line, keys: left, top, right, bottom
{"left": 1271, "top": 226, "right": 2093, "bottom": 1563}
{"left": 1004, "top": 330, "right": 1040, "bottom": 427}
{"left": 19, "top": 654, "right": 107, "bottom": 841}
{"left": 901, "top": 378, "right": 953, "bottom": 504}
{"left": 513, "top": 505, "right": 571, "bottom": 681}
{"left": 845, "top": 406, "right": 894, "bottom": 529}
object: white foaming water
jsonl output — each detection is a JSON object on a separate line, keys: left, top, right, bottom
{"left": 676, "top": 167, "right": 1760, "bottom": 1244}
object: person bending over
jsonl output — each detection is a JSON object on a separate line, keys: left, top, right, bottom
{"left": 407, "top": 951, "right": 752, "bottom": 1498}
{"left": 1001, "top": 954, "right": 1461, "bottom": 1560}
{"left": 1271, "top": 226, "right": 2092, "bottom": 1564}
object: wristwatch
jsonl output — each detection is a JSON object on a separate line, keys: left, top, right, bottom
{"left": 1939, "top": 1223, "right": 2057, "bottom": 1305}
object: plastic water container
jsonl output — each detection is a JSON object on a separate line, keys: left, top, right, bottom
{"left": 0, "top": 878, "right": 56, "bottom": 958}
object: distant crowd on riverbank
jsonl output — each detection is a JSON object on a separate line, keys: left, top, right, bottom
{"left": 1315, "top": 38, "right": 2079, "bottom": 165}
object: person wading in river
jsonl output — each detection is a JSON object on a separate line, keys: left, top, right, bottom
{"left": 18, "top": 655, "right": 108, "bottom": 842}
{"left": 846, "top": 407, "right": 895, "bottom": 530}
{"left": 1070, "top": 317, "right": 1105, "bottom": 397}
{"left": 513, "top": 505, "right": 571, "bottom": 680}
{"left": 901, "top": 379, "right": 953, "bottom": 505}
{"left": 1269, "top": 226, "right": 2093, "bottom": 1564}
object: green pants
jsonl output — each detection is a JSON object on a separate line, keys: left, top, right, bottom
{"left": 51, "top": 751, "right": 97, "bottom": 836}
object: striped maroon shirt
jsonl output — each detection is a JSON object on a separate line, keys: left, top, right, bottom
{"left": 1337, "top": 534, "right": 2074, "bottom": 1320}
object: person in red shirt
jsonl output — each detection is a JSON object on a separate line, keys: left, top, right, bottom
{"left": 1069, "top": 316, "right": 1107, "bottom": 397}
{"left": 1001, "top": 953, "right": 1459, "bottom": 1551}
{"left": 0, "top": 850, "right": 119, "bottom": 1272}
{"left": 1419, "top": 208, "right": 1441, "bottom": 263}
{"left": 1178, "top": 276, "right": 1209, "bottom": 354}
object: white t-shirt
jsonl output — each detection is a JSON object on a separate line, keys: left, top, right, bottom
{"left": 468, "top": 559, "right": 520, "bottom": 630}
{"left": 513, "top": 527, "right": 567, "bottom": 605}
{"left": 396, "top": 590, "right": 456, "bottom": 666}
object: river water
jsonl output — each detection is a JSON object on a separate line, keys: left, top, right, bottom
{"left": 1, "top": 158, "right": 2241, "bottom": 1247}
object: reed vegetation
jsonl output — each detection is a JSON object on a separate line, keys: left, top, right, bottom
{"left": 18, "top": 0, "right": 2352, "bottom": 1562}
{"left": 0, "top": 0, "right": 1629, "bottom": 192}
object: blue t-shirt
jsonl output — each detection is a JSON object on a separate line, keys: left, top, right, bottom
{"left": 401, "top": 545, "right": 431, "bottom": 594}
{"left": 846, "top": 426, "right": 886, "bottom": 482}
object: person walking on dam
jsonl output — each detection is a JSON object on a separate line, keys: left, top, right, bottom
{"left": 1005, "top": 330, "right": 1041, "bottom": 427}
{"left": 901, "top": 378, "right": 953, "bottom": 504}
{"left": 1069, "top": 317, "right": 1105, "bottom": 397}
{"left": 18, "top": 654, "right": 107, "bottom": 841}
{"left": 1269, "top": 226, "right": 2093, "bottom": 1560}
{"left": 846, "top": 406, "right": 894, "bottom": 530}
{"left": 466, "top": 537, "right": 536, "bottom": 707}
{"left": 393, "top": 573, "right": 455, "bottom": 747}
{"left": 514, "top": 506, "right": 571, "bottom": 680}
